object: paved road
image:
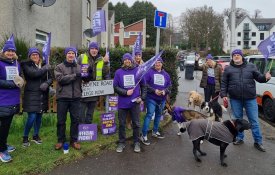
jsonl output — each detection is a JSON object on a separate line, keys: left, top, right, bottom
{"left": 48, "top": 69, "right": 275, "bottom": 175}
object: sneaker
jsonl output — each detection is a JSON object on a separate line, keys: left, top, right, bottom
{"left": 152, "top": 131, "right": 165, "bottom": 139}
{"left": 233, "top": 139, "right": 244, "bottom": 145}
{"left": 32, "top": 135, "right": 42, "bottom": 144}
{"left": 7, "top": 145, "right": 16, "bottom": 153}
{"left": 22, "top": 136, "right": 30, "bottom": 147}
{"left": 140, "top": 135, "right": 150, "bottom": 146}
{"left": 134, "top": 142, "right": 141, "bottom": 153}
{"left": 116, "top": 143, "right": 126, "bottom": 153}
{"left": 254, "top": 143, "right": 266, "bottom": 152}
{"left": 0, "top": 151, "right": 12, "bottom": 163}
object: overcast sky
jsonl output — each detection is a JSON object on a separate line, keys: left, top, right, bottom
{"left": 109, "top": 0, "right": 275, "bottom": 18}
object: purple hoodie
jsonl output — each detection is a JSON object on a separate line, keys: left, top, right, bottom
{"left": 113, "top": 66, "right": 142, "bottom": 109}
{"left": 145, "top": 68, "right": 171, "bottom": 101}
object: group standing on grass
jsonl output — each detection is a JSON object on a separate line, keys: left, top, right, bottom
{"left": 0, "top": 36, "right": 271, "bottom": 163}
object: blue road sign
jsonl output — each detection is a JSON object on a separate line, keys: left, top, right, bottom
{"left": 154, "top": 10, "right": 167, "bottom": 28}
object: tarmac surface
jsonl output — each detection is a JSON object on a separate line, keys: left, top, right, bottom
{"left": 48, "top": 69, "right": 275, "bottom": 175}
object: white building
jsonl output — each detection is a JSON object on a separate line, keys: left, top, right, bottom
{"left": 0, "top": 0, "right": 114, "bottom": 49}
{"left": 223, "top": 16, "right": 275, "bottom": 54}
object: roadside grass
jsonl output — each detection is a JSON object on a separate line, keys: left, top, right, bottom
{"left": 0, "top": 111, "right": 171, "bottom": 175}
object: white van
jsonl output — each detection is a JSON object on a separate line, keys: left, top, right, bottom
{"left": 245, "top": 55, "right": 275, "bottom": 122}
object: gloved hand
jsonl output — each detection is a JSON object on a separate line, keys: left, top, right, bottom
{"left": 41, "top": 64, "right": 51, "bottom": 70}
{"left": 13, "top": 75, "right": 25, "bottom": 88}
{"left": 40, "top": 82, "right": 49, "bottom": 91}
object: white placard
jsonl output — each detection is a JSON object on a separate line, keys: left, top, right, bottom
{"left": 5, "top": 66, "right": 19, "bottom": 80}
{"left": 154, "top": 74, "right": 165, "bottom": 86}
{"left": 123, "top": 74, "right": 135, "bottom": 87}
{"left": 82, "top": 80, "right": 114, "bottom": 97}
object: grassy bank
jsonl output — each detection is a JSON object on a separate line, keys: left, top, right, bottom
{"left": 0, "top": 112, "right": 171, "bottom": 175}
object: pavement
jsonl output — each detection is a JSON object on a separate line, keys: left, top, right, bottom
{"left": 48, "top": 69, "right": 275, "bottom": 175}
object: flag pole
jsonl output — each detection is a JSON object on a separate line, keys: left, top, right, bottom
{"left": 104, "top": 9, "right": 110, "bottom": 113}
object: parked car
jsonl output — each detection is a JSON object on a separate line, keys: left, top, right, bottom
{"left": 213, "top": 56, "right": 231, "bottom": 72}
{"left": 245, "top": 55, "right": 275, "bottom": 122}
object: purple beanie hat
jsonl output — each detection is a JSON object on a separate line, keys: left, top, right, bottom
{"left": 206, "top": 54, "right": 213, "bottom": 60}
{"left": 28, "top": 47, "right": 40, "bottom": 58}
{"left": 122, "top": 53, "right": 133, "bottom": 61}
{"left": 64, "top": 47, "right": 77, "bottom": 56}
{"left": 135, "top": 51, "right": 142, "bottom": 56}
{"left": 156, "top": 57, "right": 163, "bottom": 63}
{"left": 89, "top": 42, "right": 99, "bottom": 50}
{"left": 232, "top": 49, "right": 243, "bottom": 57}
{"left": 2, "top": 41, "right": 16, "bottom": 53}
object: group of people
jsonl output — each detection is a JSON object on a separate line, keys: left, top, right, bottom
{"left": 192, "top": 49, "right": 271, "bottom": 152}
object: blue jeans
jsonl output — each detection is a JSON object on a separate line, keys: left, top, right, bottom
{"left": 142, "top": 98, "right": 165, "bottom": 136}
{"left": 230, "top": 98, "right": 262, "bottom": 144}
{"left": 23, "top": 112, "right": 42, "bottom": 137}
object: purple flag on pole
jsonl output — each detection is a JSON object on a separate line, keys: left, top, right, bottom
{"left": 132, "top": 32, "right": 142, "bottom": 58}
{"left": 136, "top": 50, "right": 164, "bottom": 80}
{"left": 258, "top": 33, "right": 275, "bottom": 59}
{"left": 42, "top": 33, "right": 51, "bottom": 64}
{"left": 92, "top": 10, "right": 106, "bottom": 36}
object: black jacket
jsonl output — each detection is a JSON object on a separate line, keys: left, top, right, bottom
{"left": 220, "top": 61, "right": 268, "bottom": 100}
{"left": 21, "top": 60, "right": 53, "bottom": 112}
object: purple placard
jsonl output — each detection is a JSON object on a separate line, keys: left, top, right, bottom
{"left": 78, "top": 124, "right": 97, "bottom": 142}
{"left": 101, "top": 113, "right": 116, "bottom": 135}
{"left": 108, "top": 96, "right": 118, "bottom": 111}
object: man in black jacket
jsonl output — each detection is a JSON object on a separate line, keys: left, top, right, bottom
{"left": 220, "top": 49, "right": 271, "bottom": 152}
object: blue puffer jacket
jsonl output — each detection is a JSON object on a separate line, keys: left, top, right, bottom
{"left": 220, "top": 60, "right": 268, "bottom": 100}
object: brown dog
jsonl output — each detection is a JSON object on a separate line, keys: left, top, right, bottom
{"left": 188, "top": 91, "right": 203, "bottom": 109}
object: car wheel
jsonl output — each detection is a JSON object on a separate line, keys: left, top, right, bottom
{"left": 263, "top": 98, "right": 275, "bottom": 122}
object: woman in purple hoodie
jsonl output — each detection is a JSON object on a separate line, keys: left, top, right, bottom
{"left": 113, "top": 53, "right": 146, "bottom": 153}
{"left": 140, "top": 57, "right": 171, "bottom": 146}
{"left": 0, "top": 41, "right": 24, "bottom": 163}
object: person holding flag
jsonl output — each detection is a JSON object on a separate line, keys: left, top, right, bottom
{"left": 77, "top": 42, "right": 110, "bottom": 124}
{"left": 54, "top": 47, "right": 82, "bottom": 150}
{"left": 113, "top": 53, "right": 146, "bottom": 153}
{"left": 220, "top": 49, "right": 271, "bottom": 152}
{"left": 0, "top": 39, "right": 24, "bottom": 163}
{"left": 140, "top": 57, "right": 171, "bottom": 146}
{"left": 21, "top": 48, "right": 53, "bottom": 147}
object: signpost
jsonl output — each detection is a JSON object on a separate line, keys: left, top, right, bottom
{"left": 154, "top": 10, "right": 167, "bottom": 54}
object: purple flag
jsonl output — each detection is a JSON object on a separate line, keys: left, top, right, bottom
{"left": 92, "top": 10, "right": 106, "bottom": 36}
{"left": 132, "top": 32, "right": 142, "bottom": 58}
{"left": 42, "top": 33, "right": 51, "bottom": 64}
{"left": 136, "top": 50, "right": 164, "bottom": 80}
{"left": 258, "top": 33, "right": 275, "bottom": 59}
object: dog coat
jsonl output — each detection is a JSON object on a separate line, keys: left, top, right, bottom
{"left": 186, "top": 119, "right": 234, "bottom": 143}
{"left": 172, "top": 106, "right": 186, "bottom": 123}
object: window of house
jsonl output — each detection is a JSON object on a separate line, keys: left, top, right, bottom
{"left": 237, "top": 41, "right": 241, "bottom": 45}
{"left": 124, "top": 32, "right": 129, "bottom": 38}
{"left": 87, "top": 0, "right": 91, "bottom": 19}
{"left": 252, "top": 41, "right": 256, "bottom": 45}
{"left": 260, "top": 33, "right": 264, "bottom": 40}
{"left": 252, "top": 32, "right": 256, "bottom": 37}
{"left": 237, "top": 32, "right": 241, "bottom": 37}
{"left": 35, "top": 30, "right": 48, "bottom": 48}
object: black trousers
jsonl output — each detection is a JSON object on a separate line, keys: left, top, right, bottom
{"left": 79, "top": 101, "right": 97, "bottom": 124}
{"left": 57, "top": 100, "right": 80, "bottom": 143}
{"left": 0, "top": 116, "right": 13, "bottom": 152}
{"left": 204, "top": 84, "right": 219, "bottom": 102}
{"left": 118, "top": 103, "right": 141, "bottom": 144}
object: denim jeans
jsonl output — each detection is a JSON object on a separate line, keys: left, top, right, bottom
{"left": 57, "top": 100, "right": 80, "bottom": 143}
{"left": 142, "top": 98, "right": 165, "bottom": 136}
{"left": 79, "top": 101, "right": 96, "bottom": 124}
{"left": 230, "top": 98, "right": 263, "bottom": 144}
{"left": 23, "top": 112, "right": 42, "bottom": 137}
{"left": 118, "top": 103, "right": 140, "bottom": 143}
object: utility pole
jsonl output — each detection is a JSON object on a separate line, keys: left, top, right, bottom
{"left": 230, "top": 0, "right": 236, "bottom": 54}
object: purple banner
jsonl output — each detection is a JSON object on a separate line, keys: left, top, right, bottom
{"left": 101, "top": 113, "right": 116, "bottom": 135}
{"left": 108, "top": 96, "right": 118, "bottom": 111}
{"left": 78, "top": 124, "right": 97, "bottom": 142}
{"left": 92, "top": 10, "right": 106, "bottom": 37}
{"left": 132, "top": 32, "right": 142, "bottom": 58}
{"left": 258, "top": 32, "right": 275, "bottom": 59}
{"left": 42, "top": 33, "right": 51, "bottom": 64}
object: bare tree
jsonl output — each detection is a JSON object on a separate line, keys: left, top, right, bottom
{"left": 253, "top": 9, "right": 262, "bottom": 19}
{"left": 223, "top": 8, "right": 249, "bottom": 19}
